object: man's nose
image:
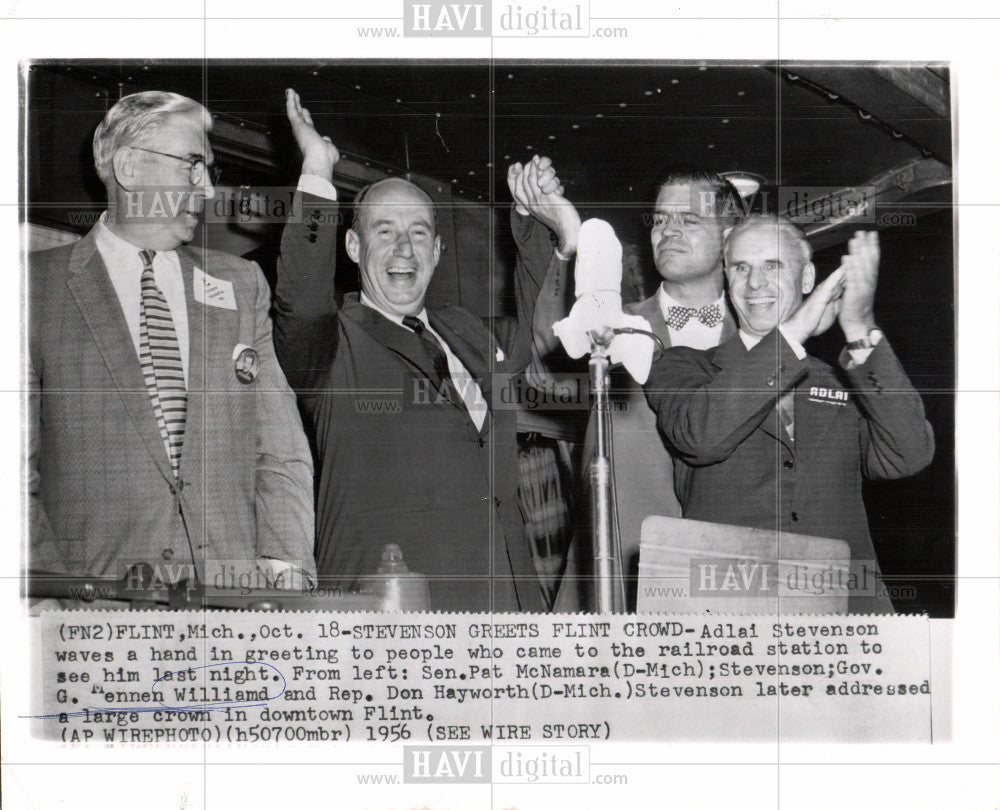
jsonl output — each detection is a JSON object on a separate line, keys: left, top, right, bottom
{"left": 658, "top": 219, "right": 681, "bottom": 238}
{"left": 200, "top": 171, "right": 216, "bottom": 200}
{"left": 747, "top": 265, "right": 768, "bottom": 289}
{"left": 394, "top": 234, "right": 414, "bottom": 256}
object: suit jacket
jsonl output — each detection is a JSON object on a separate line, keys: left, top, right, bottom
{"left": 644, "top": 330, "right": 935, "bottom": 614}
{"left": 273, "top": 192, "right": 551, "bottom": 613}
{"left": 28, "top": 225, "right": 316, "bottom": 584}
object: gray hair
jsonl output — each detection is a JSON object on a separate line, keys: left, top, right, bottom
{"left": 92, "top": 91, "right": 212, "bottom": 185}
{"left": 725, "top": 214, "right": 812, "bottom": 266}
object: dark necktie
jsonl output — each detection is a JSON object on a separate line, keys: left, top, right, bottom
{"left": 402, "top": 314, "right": 453, "bottom": 393}
{"left": 665, "top": 303, "right": 725, "bottom": 330}
{"left": 137, "top": 249, "right": 187, "bottom": 476}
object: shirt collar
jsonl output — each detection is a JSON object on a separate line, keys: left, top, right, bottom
{"left": 94, "top": 212, "right": 178, "bottom": 268}
{"left": 656, "top": 284, "right": 727, "bottom": 321}
{"left": 739, "top": 329, "right": 762, "bottom": 350}
{"left": 360, "top": 291, "right": 428, "bottom": 330}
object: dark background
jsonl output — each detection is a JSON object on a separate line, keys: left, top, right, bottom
{"left": 23, "top": 60, "right": 956, "bottom": 616}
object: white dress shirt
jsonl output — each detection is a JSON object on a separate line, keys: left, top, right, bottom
{"left": 656, "top": 285, "right": 727, "bottom": 350}
{"left": 740, "top": 326, "right": 808, "bottom": 359}
{"left": 95, "top": 215, "right": 190, "bottom": 385}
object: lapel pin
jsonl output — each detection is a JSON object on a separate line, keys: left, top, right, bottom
{"left": 233, "top": 344, "right": 260, "bottom": 384}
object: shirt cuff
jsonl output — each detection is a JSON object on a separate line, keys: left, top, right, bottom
{"left": 777, "top": 324, "right": 808, "bottom": 360}
{"left": 257, "top": 556, "right": 314, "bottom": 589}
{"left": 554, "top": 245, "right": 574, "bottom": 262}
{"left": 297, "top": 175, "right": 337, "bottom": 201}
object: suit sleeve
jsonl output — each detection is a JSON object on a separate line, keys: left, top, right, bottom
{"left": 27, "top": 347, "right": 62, "bottom": 571}
{"left": 493, "top": 208, "right": 566, "bottom": 371}
{"left": 272, "top": 190, "right": 341, "bottom": 394}
{"left": 844, "top": 339, "right": 935, "bottom": 479}
{"left": 644, "top": 330, "right": 808, "bottom": 465}
{"left": 249, "top": 261, "right": 317, "bottom": 576}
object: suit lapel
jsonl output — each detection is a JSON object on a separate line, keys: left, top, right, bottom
{"left": 175, "top": 247, "right": 206, "bottom": 482}
{"left": 630, "top": 294, "right": 673, "bottom": 349}
{"left": 65, "top": 230, "right": 174, "bottom": 483}
{"left": 710, "top": 333, "right": 794, "bottom": 454}
{"left": 429, "top": 310, "right": 493, "bottom": 435}
{"left": 347, "top": 298, "right": 461, "bottom": 408}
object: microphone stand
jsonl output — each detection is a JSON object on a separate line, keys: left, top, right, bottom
{"left": 587, "top": 335, "right": 626, "bottom": 614}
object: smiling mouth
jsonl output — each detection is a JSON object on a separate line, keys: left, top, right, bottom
{"left": 744, "top": 297, "right": 777, "bottom": 309}
{"left": 386, "top": 267, "right": 417, "bottom": 278}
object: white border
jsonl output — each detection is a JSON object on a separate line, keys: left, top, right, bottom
{"left": 3, "top": 2, "right": 998, "bottom": 809}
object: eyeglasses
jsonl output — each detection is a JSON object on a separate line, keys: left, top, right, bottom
{"left": 130, "top": 147, "right": 222, "bottom": 186}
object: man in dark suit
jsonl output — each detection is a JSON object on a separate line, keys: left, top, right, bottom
{"left": 273, "top": 90, "right": 571, "bottom": 612}
{"left": 524, "top": 168, "right": 744, "bottom": 610}
{"left": 28, "top": 91, "right": 316, "bottom": 592}
{"left": 644, "top": 216, "right": 935, "bottom": 613}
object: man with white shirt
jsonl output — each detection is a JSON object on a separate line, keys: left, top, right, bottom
{"left": 644, "top": 216, "right": 935, "bottom": 613}
{"left": 28, "top": 91, "right": 315, "bottom": 593}
{"left": 273, "top": 90, "right": 566, "bottom": 611}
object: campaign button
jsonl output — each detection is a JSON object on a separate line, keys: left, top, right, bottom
{"left": 234, "top": 346, "right": 260, "bottom": 384}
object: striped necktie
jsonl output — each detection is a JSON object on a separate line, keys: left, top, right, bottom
{"left": 138, "top": 249, "right": 187, "bottom": 476}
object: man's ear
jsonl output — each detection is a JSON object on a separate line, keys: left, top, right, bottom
{"left": 432, "top": 235, "right": 441, "bottom": 267}
{"left": 801, "top": 261, "right": 816, "bottom": 295}
{"left": 345, "top": 228, "right": 360, "bottom": 263}
{"left": 112, "top": 148, "right": 139, "bottom": 191}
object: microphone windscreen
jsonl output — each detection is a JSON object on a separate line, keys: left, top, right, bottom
{"left": 575, "top": 218, "right": 622, "bottom": 297}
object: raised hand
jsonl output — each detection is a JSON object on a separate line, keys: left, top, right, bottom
{"left": 508, "top": 155, "right": 581, "bottom": 255}
{"left": 781, "top": 266, "right": 846, "bottom": 345}
{"left": 286, "top": 88, "right": 339, "bottom": 179}
{"left": 837, "top": 230, "right": 880, "bottom": 340}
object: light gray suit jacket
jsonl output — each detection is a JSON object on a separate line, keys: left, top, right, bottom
{"left": 28, "top": 225, "right": 316, "bottom": 582}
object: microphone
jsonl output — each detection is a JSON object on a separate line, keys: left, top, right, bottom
{"left": 552, "top": 219, "right": 659, "bottom": 383}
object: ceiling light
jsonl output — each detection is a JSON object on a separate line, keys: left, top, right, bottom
{"left": 720, "top": 171, "right": 765, "bottom": 199}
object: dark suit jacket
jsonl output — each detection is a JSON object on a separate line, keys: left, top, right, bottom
{"left": 273, "top": 192, "right": 552, "bottom": 612}
{"left": 28, "top": 225, "right": 316, "bottom": 582}
{"left": 644, "top": 329, "right": 935, "bottom": 613}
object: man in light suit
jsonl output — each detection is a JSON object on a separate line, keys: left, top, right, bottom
{"left": 644, "top": 217, "right": 934, "bottom": 613}
{"left": 523, "top": 168, "right": 744, "bottom": 611}
{"left": 28, "top": 91, "right": 315, "bottom": 592}
{"left": 273, "top": 91, "right": 577, "bottom": 612}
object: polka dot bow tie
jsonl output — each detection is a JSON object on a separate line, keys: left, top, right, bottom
{"left": 665, "top": 303, "right": 724, "bottom": 330}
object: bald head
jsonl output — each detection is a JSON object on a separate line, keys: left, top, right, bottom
{"left": 352, "top": 178, "right": 438, "bottom": 232}
{"left": 346, "top": 177, "right": 442, "bottom": 317}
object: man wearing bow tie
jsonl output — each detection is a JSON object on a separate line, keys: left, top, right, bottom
{"left": 273, "top": 90, "right": 567, "bottom": 612}
{"left": 644, "top": 217, "right": 934, "bottom": 613}
{"left": 28, "top": 91, "right": 315, "bottom": 595}
{"left": 536, "top": 168, "right": 744, "bottom": 611}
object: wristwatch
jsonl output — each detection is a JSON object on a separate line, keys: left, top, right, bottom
{"left": 845, "top": 328, "right": 884, "bottom": 351}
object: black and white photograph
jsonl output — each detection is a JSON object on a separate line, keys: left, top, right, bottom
{"left": 23, "top": 60, "right": 954, "bottom": 616}
{"left": 3, "top": 4, "right": 999, "bottom": 810}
